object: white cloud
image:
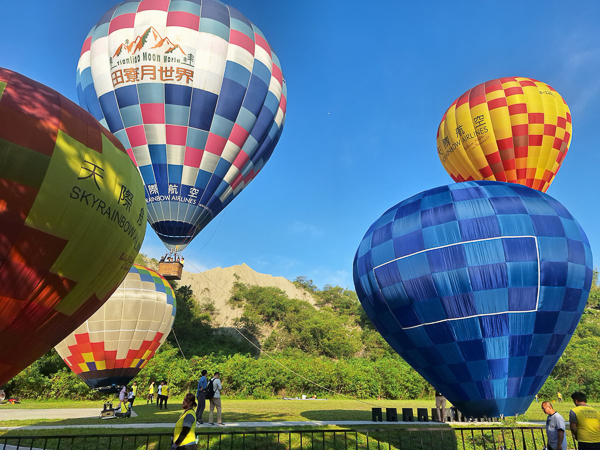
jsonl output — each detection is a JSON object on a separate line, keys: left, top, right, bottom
{"left": 249, "top": 255, "right": 300, "bottom": 272}
{"left": 308, "top": 268, "right": 353, "bottom": 290}
{"left": 551, "top": 32, "right": 600, "bottom": 116}
{"left": 288, "top": 221, "right": 324, "bottom": 237}
{"left": 140, "top": 241, "right": 166, "bottom": 259}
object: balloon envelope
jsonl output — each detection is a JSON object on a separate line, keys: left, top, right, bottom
{"left": 0, "top": 68, "right": 146, "bottom": 386}
{"left": 77, "top": 0, "right": 287, "bottom": 251}
{"left": 353, "top": 181, "right": 592, "bottom": 417}
{"left": 437, "top": 77, "right": 571, "bottom": 193}
{"left": 55, "top": 264, "right": 176, "bottom": 391}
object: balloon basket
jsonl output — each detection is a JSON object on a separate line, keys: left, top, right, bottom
{"left": 159, "top": 261, "right": 183, "bottom": 280}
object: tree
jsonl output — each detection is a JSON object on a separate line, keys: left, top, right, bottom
{"left": 587, "top": 268, "right": 600, "bottom": 308}
{"left": 167, "top": 284, "right": 255, "bottom": 357}
{"left": 293, "top": 276, "right": 317, "bottom": 293}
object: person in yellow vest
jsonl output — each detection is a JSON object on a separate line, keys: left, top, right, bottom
{"left": 147, "top": 381, "right": 155, "bottom": 405}
{"left": 130, "top": 382, "right": 138, "bottom": 408}
{"left": 569, "top": 391, "right": 600, "bottom": 449}
{"left": 171, "top": 393, "right": 197, "bottom": 450}
{"left": 160, "top": 380, "right": 170, "bottom": 410}
{"left": 558, "top": 391, "right": 563, "bottom": 403}
{"left": 115, "top": 398, "right": 131, "bottom": 418}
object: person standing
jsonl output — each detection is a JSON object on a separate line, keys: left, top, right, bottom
{"left": 128, "top": 386, "right": 135, "bottom": 411}
{"left": 543, "top": 401, "right": 567, "bottom": 450}
{"left": 435, "top": 390, "right": 446, "bottom": 422}
{"left": 558, "top": 392, "right": 563, "bottom": 403}
{"left": 570, "top": 391, "right": 600, "bottom": 449}
{"left": 171, "top": 393, "right": 198, "bottom": 450}
{"left": 158, "top": 381, "right": 164, "bottom": 408}
{"left": 130, "top": 382, "right": 138, "bottom": 408}
{"left": 147, "top": 381, "right": 155, "bottom": 405}
{"left": 196, "top": 370, "right": 208, "bottom": 426}
{"left": 118, "top": 385, "right": 127, "bottom": 410}
{"left": 208, "top": 372, "right": 223, "bottom": 426}
{"left": 163, "top": 380, "right": 170, "bottom": 409}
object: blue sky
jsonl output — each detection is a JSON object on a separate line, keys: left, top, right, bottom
{"left": 1, "top": 1, "right": 600, "bottom": 290}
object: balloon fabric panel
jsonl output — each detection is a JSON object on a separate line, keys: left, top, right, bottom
{"left": 0, "top": 68, "right": 146, "bottom": 386}
{"left": 437, "top": 78, "right": 571, "bottom": 193}
{"left": 55, "top": 264, "right": 176, "bottom": 390}
{"left": 353, "top": 181, "right": 592, "bottom": 418}
{"left": 77, "top": 0, "right": 287, "bottom": 251}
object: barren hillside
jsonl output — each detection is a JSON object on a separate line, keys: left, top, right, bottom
{"left": 179, "top": 263, "right": 316, "bottom": 327}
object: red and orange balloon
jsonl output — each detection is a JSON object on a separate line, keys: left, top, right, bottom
{"left": 436, "top": 77, "right": 571, "bottom": 192}
{"left": 0, "top": 68, "right": 146, "bottom": 386}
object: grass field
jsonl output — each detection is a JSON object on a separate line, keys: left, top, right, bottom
{"left": 0, "top": 397, "right": 395, "bottom": 428}
{"left": 0, "top": 396, "right": 584, "bottom": 428}
{"left": 0, "top": 397, "right": 582, "bottom": 449}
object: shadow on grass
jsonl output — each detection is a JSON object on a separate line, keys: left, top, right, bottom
{"left": 0, "top": 403, "right": 298, "bottom": 430}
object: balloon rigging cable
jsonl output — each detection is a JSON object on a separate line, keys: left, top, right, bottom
{"left": 170, "top": 327, "right": 194, "bottom": 376}
{"left": 174, "top": 258, "right": 383, "bottom": 408}
{"left": 179, "top": 210, "right": 226, "bottom": 260}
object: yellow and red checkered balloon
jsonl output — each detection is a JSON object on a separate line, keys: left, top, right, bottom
{"left": 55, "top": 265, "right": 175, "bottom": 391}
{"left": 436, "top": 77, "right": 571, "bottom": 192}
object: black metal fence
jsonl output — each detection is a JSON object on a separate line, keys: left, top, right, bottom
{"left": 0, "top": 426, "right": 580, "bottom": 450}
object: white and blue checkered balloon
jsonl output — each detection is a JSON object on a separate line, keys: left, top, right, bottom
{"left": 353, "top": 181, "right": 592, "bottom": 417}
{"left": 76, "top": 0, "right": 287, "bottom": 251}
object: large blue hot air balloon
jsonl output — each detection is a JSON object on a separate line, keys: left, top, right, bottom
{"left": 353, "top": 181, "right": 592, "bottom": 417}
{"left": 76, "top": 0, "right": 287, "bottom": 251}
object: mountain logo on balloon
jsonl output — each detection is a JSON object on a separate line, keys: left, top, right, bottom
{"left": 113, "top": 27, "right": 187, "bottom": 58}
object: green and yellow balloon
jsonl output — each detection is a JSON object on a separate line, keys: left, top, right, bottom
{"left": 0, "top": 68, "right": 146, "bottom": 386}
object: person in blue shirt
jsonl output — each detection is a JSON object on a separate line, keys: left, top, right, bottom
{"left": 543, "top": 401, "right": 567, "bottom": 450}
{"left": 196, "top": 370, "right": 208, "bottom": 426}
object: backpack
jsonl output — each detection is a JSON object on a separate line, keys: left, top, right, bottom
{"left": 205, "top": 378, "right": 216, "bottom": 399}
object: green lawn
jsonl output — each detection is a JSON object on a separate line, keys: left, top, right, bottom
{"left": 0, "top": 396, "right": 584, "bottom": 429}
{"left": 0, "top": 397, "right": 579, "bottom": 449}
{"left": 520, "top": 399, "right": 576, "bottom": 422}
{"left": 0, "top": 398, "right": 418, "bottom": 428}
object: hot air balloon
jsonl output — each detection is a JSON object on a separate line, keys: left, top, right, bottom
{"left": 437, "top": 77, "right": 571, "bottom": 193}
{"left": 353, "top": 181, "right": 592, "bottom": 417}
{"left": 55, "top": 264, "right": 176, "bottom": 391}
{"left": 77, "top": 0, "right": 287, "bottom": 252}
{"left": 0, "top": 68, "right": 146, "bottom": 387}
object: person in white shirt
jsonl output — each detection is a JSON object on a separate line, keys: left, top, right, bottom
{"left": 157, "top": 381, "right": 163, "bottom": 408}
{"left": 127, "top": 387, "right": 134, "bottom": 411}
{"left": 208, "top": 372, "right": 223, "bottom": 425}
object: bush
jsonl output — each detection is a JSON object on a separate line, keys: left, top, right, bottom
{"left": 7, "top": 272, "right": 600, "bottom": 404}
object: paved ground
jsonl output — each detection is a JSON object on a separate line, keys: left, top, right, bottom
{"left": 0, "top": 420, "right": 503, "bottom": 431}
{"left": 0, "top": 420, "right": 456, "bottom": 431}
{"left": 0, "top": 408, "right": 138, "bottom": 421}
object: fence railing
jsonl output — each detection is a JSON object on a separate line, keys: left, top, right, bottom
{"left": 0, "top": 426, "right": 580, "bottom": 450}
